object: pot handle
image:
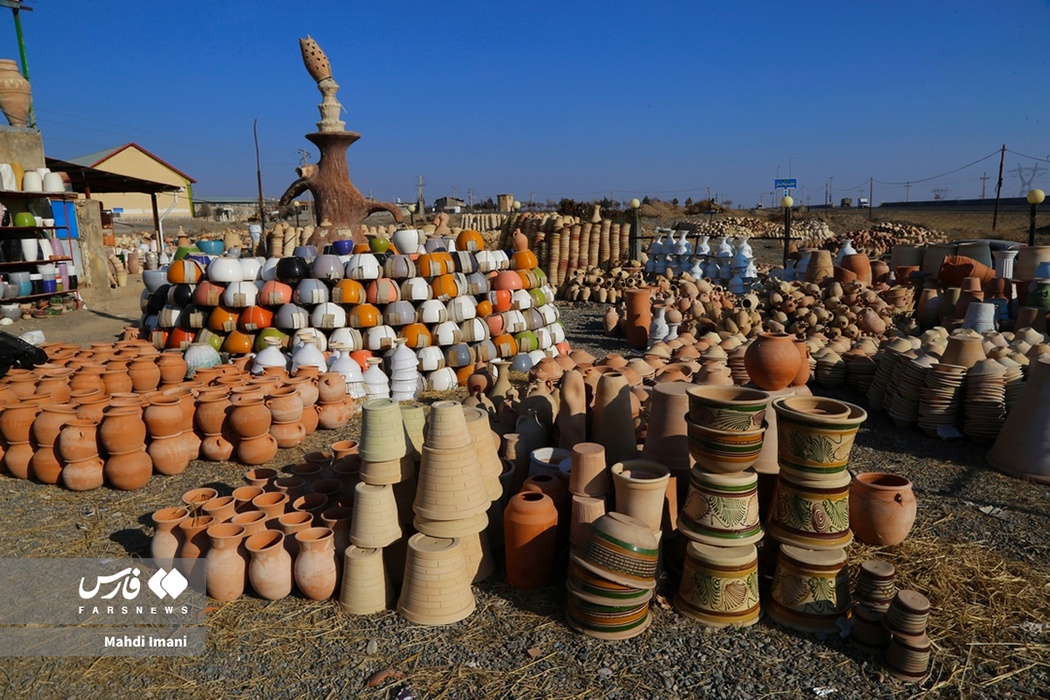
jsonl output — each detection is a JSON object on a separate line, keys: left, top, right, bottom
{"left": 894, "top": 493, "right": 903, "bottom": 504}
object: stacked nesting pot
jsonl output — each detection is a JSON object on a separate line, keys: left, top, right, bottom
{"left": 141, "top": 231, "right": 570, "bottom": 392}
{"left": 674, "top": 385, "right": 768, "bottom": 628}
{"left": 765, "top": 395, "right": 867, "bottom": 635}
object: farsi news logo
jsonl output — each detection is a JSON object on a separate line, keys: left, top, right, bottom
{"left": 77, "top": 566, "right": 191, "bottom": 615}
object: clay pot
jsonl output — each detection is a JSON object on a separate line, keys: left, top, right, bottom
{"left": 503, "top": 491, "right": 558, "bottom": 589}
{"left": 284, "top": 375, "right": 319, "bottom": 408}
{"left": 277, "top": 511, "right": 314, "bottom": 560}
{"left": 74, "top": 394, "right": 110, "bottom": 424}
{"left": 769, "top": 467, "right": 853, "bottom": 549}
{"left": 202, "top": 496, "right": 237, "bottom": 523}
{"left": 237, "top": 433, "right": 279, "bottom": 466}
{"left": 1, "top": 398, "right": 43, "bottom": 443}
{"left": 245, "top": 530, "right": 293, "bottom": 600}
{"left": 317, "top": 397, "right": 354, "bottom": 430}
{"left": 265, "top": 386, "right": 303, "bottom": 423}
{"left": 252, "top": 491, "right": 289, "bottom": 519}
{"left": 245, "top": 467, "right": 277, "bottom": 489}
{"left": 157, "top": 351, "right": 188, "bottom": 385}
{"left": 768, "top": 544, "right": 850, "bottom": 635}
{"left": 33, "top": 403, "right": 77, "bottom": 447}
{"left": 300, "top": 404, "right": 320, "bottom": 434}
{"left": 679, "top": 469, "right": 762, "bottom": 546}
{"left": 270, "top": 420, "right": 306, "bottom": 448}
{"left": 771, "top": 397, "right": 867, "bottom": 474}
{"left": 30, "top": 446, "right": 62, "bottom": 484}
{"left": 397, "top": 533, "right": 475, "bottom": 625}
{"left": 849, "top": 472, "right": 916, "bottom": 546}
{"left": 609, "top": 460, "right": 671, "bottom": 533}
{"left": 99, "top": 405, "right": 147, "bottom": 454}
{"left": 294, "top": 527, "right": 338, "bottom": 600}
{"left": 144, "top": 394, "right": 184, "bottom": 438}
{"left": 205, "top": 523, "right": 247, "bottom": 602}
{"left": 128, "top": 357, "right": 161, "bottom": 393}
{"left": 162, "top": 386, "right": 197, "bottom": 433}
{"left": 104, "top": 448, "right": 153, "bottom": 490}
{"left": 102, "top": 368, "right": 134, "bottom": 395}
{"left": 61, "top": 455, "right": 105, "bottom": 491}
{"left": 230, "top": 392, "right": 272, "bottom": 439}
{"left": 624, "top": 288, "right": 652, "bottom": 349}
{"left": 195, "top": 390, "right": 232, "bottom": 435}
{"left": 744, "top": 333, "right": 802, "bottom": 391}
{"left": 200, "top": 433, "right": 236, "bottom": 462}
{"left": 0, "top": 58, "right": 33, "bottom": 127}
{"left": 317, "top": 372, "right": 347, "bottom": 403}
{"left": 147, "top": 433, "right": 192, "bottom": 476}
{"left": 151, "top": 506, "right": 189, "bottom": 567}
{"left": 3, "top": 441, "right": 33, "bottom": 479}
{"left": 591, "top": 371, "right": 639, "bottom": 466}
{"left": 56, "top": 419, "right": 99, "bottom": 463}
{"left": 674, "top": 542, "right": 761, "bottom": 628}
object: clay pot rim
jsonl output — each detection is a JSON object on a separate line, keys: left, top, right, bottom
{"left": 178, "top": 515, "right": 215, "bottom": 531}
{"left": 244, "top": 467, "right": 277, "bottom": 481}
{"left": 230, "top": 510, "right": 268, "bottom": 525}
{"left": 244, "top": 529, "right": 284, "bottom": 552}
{"left": 852, "top": 472, "right": 911, "bottom": 489}
{"left": 312, "top": 478, "right": 342, "bottom": 493}
{"left": 294, "top": 526, "right": 333, "bottom": 543}
{"left": 685, "top": 415, "right": 766, "bottom": 439}
{"left": 181, "top": 487, "right": 219, "bottom": 506}
{"left": 772, "top": 396, "right": 867, "bottom": 425}
{"left": 686, "top": 385, "right": 770, "bottom": 407}
{"left": 232, "top": 485, "right": 265, "bottom": 500}
{"left": 321, "top": 506, "right": 353, "bottom": 522}
{"left": 252, "top": 492, "right": 289, "bottom": 507}
{"left": 609, "top": 460, "right": 671, "bottom": 483}
{"left": 274, "top": 475, "right": 306, "bottom": 489}
{"left": 202, "top": 495, "right": 236, "bottom": 510}
{"left": 207, "top": 522, "right": 246, "bottom": 539}
{"left": 152, "top": 506, "right": 189, "bottom": 523}
{"left": 278, "top": 511, "right": 313, "bottom": 526}
{"left": 293, "top": 493, "right": 328, "bottom": 510}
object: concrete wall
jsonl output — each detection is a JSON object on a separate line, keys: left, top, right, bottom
{"left": 75, "top": 199, "right": 110, "bottom": 302}
{"left": 0, "top": 127, "right": 44, "bottom": 174}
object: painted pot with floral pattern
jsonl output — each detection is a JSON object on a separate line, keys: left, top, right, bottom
{"left": 674, "top": 542, "right": 761, "bottom": 628}
{"left": 686, "top": 385, "right": 770, "bottom": 432}
{"left": 768, "top": 466, "right": 852, "bottom": 549}
{"left": 771, "top": 396, "right": 867, "bottom": 474}
{"left": 767, "top": 544, "right": 850, "bottom": 635}
{"left": 679, "top": 468, "right": 763, "bottom": 546}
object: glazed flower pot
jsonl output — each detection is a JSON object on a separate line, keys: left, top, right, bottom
{"left": 206, "top": 523, "right": 248, "bottom": 602}
{"left": 743, "top": 333, "right": 802, "bottom": 392}
{"left": 294, "top": 527, "right": 338, "bottom": 601}
{"left": 103, "top": 448, "right": 153, "bottom": 491}
{"left": 767, "top": 544, "right": 850, "bottom": 635}
{"left": 674, "top": 542, "right": 761, "bottom": 628}
{"left": 245, "top": 530, "right": 293, "bottom": 600}
{"left": 573, "top": 512, "right": 659, "bottom": 590}
{"left": 849, "top": 472, "right": 916, "bottom": 546}
{"left": 686, "top": 418, "right": 766, "bottom": 474}
{"left": 679, "top": 468, "right": 763, "bottom": 546}
{"left": 686, "top": 385, "right": 770, "bottom": 432}
{"left": 771, "top": 397, "right": 867, "bottom": 474}
{"left": 769, "top": 467, "right": 853, "bottom": 549}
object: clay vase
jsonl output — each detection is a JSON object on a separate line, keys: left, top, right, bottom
{"left": 151, "top": 506, "right": 189, "bottom": 567}
{"left": 206, "top": 523, "right": 248, "bottom": 602}
{"left": 245, "top": 530, "right": 293, "bottom": 600}
{"left": 144, "top": 394, "right": 184, "bottom": 438}
{"left": 61, "top": 455, "right": 104, "bottom": 491}
{"left": 503, "top": 491, "right": 558, "bottom": 589}
{"left": 230, "top": 393, "right": 271, "bottom": 439}
{"left": 237, "top": 433, "right": 279, "bottom": 466}
{"left": 624, "top": 287, "right": 652, "bottom": 349}
{"left": 129, "top": 357, "right": 161, "bottom": 393}
{"left": 556, "top": 369, "right": 588, "bottom": 450}
{"left": 609, "top": 460, "right": 671, "bottom": 534}
{"left": 177, "top": 515, "right": 215, "bottom": 577}
{"left": 744, "top": 333, "right": 802, "bottom": 392}
{"left": 849, "top": 472, "right": 916, "bottom": 547}
{"left": 278, "top": 511, "right": 314, "bottom": 560}
{"left": 265, "top": 386, "right": 303, "bottom": 423}
{"left": 0, "top": 59, "right": 32, "bottom": 127}
{"left": 591, "top": 372, "right": 639, "bottom": 466}
{"left": 104, "top": 448, "right": 153, "bottom": 490}
{"left": 317, "top": 372, "right": 347, "bottom": 403}
{"left": 101, "top": 368, "right": 134, "bottom": 395}
{"left": 99, "top": 405, "right": 147, "bottom": 455}
{"left": 294, "top": 527, "right": 338, "bottom": 600}
{"left": 147, "top": 432, "right": 193, "bottom": 476}
{"left": 157, "top": 351, "right": 188, "bottom": 385}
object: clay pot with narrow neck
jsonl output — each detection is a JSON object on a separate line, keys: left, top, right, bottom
{"left": 245, "top": 530, "right": 293, "bottom": 600}
{"left": 177, "top": 515, "right": 215, "bottom": 577}
{"left": 104, "top": 448, "right": 153, "bottom": 491}
{"left": 99, "top": 405, "right": 147, "bottom": 455}
{"left": 195, "top": 390, "right": 232, "bottom": 435}
{"left": 32, "top": 403, "right": 77, "bottom": 447}
{"left": 206, "top": 523, "right": 248, "bottom": 601}
{"left": 0, "top": 59, "right": 33, "bottom": 127}
{"left": 157, "top": 351, "right": 189, "bottom": 385}
{"left": 277, "top": 511, "right": 313, "bottom": 559}
{"left": 151, "top": 506, "right": 189, "bottom": 567}
{"left": 294, "top": 527, "right": 338, "bottom": 600}
{"left": 849, "top": 472, "right": 916, "bottom": 547}
{"left": 162, "top": 386, "right": 197, "bottom": 433}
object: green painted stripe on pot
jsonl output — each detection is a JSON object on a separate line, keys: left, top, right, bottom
{"left": 567, "top": 608, "right": 650, "bottom": 633}
{"left": 568, "top": 576, "right": 649, "bottom": 602}
{"left": 590, "top": 529, "right": 659, "bottom": 557}
{"left": 680, "top": 518, "right": 763, "bottom": 541}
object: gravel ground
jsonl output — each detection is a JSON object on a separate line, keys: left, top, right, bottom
{"left": 0, "top": 283, "right": 1048, "bottom": 699}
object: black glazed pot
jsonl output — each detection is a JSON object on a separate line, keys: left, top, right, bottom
{"left": 275, "top": 256, "right": 310, "bottom": 285}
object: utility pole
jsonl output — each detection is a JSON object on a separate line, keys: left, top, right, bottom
{"left": 529, "top": 192, "right": 534, "bottom": 210}
{"left": 824, "top": 183, "right": 829, "bottom": 209}
{"left": 467, "top": 188, "right": 475, "bottom": 211}
{"left": 298, "top": 149, "right": 310, "bottom": 166}
{"left": 416, "top": 175, "right": 426, "bottom": 217}
{"left": 869, "top": 177, "right": 874, "bottom": 220}
{"left": 980, "top": 172, "right": 989, "bottom": 199}
{"left": 992, "top": 144, "right": 1006, "bottom": 231}
{"left": 905, "top": 181, "right": 911, "bottom": 202}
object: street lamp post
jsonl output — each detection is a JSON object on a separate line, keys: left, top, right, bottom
{"left": 628, "top": 198, "right": 641, "bottom": 262}
{"left": 294, "top": 200, "right": 301, "bottom": 227}
{"left": 781, "top": 195, "right": 794, "bottom": 268}
{"left": 407, "top": 203, "right": 416, "bottom": 225}
{"left": 1028, "top": 189, "right": 1045, "bottom": 246}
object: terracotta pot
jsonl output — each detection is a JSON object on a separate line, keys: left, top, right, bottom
{"left": 200, "top": 433, "right": 236, "bottom": 462}
{"left": 61, "top": 455, "right": 105, "bottom": 491}
{"left": 151, "top": 506, "right": 189, "bottom": 567}
{"left": 317, "top": 372, "right": 347, "bottom": 403}
{"left": 0, "top": 58, "right": 32, "bottom": 127}
{"left": 104, "top": 448, "right": 153, "bottom": 490}
{"left": 70, "top": 364, "right": 107, "bottom": 395}
{"left": 128, "top": 357, "right": 162, "bottom": 393}
{"left": 591, "top": 371, "right": 638, "bottom": 466}
{"left": 177, "top": 515, "right": 215, "bottom": 577}
{"left": 147, "top": 433, "right": 192, "bottom": 476}
{"left": 300, "top": 404, "right": 320, "bottom": 434}
{"left": 744, "top": 333, "right": 802, "bottom": 392}
{"left": 277, "top": 511, "right": 314, "bottom": 559}
{"left": 237, "top": 433, "right": 279, "bottom": 466}
{"left": 624, "top": 287, "right": 652, "bottom": 349}
{"left": 674, "top": 542, "right": 761, "bottom": 628}
{"left": 1, "top": 398, "right": 43, "bottom": 443}
{"left": 3, "top": 441, "right": 33, "bottom": 479}
{"left": 195, "top": 390, "right": 232, "bottom": 435}
{"left": 610, "top": 460, "right": 671, "bottom": 533}
{"left": 162, "top": 386, "right": 197, "bottom": 433}
{"left": 252, "top": 491, "right": 289, "bottom": 519}
{"left": 157, "top": 351, "right": 189, "bottom": 385}
{"left": 284, "top": 375, "right": 319, "bottom": 408}
{"left": 680, "top": 469, "right": 762, "bottom": 546}
{"left": 317, "top": 397, "right": 354, "bottom": 430}
{"left": 56, "top": 419, "right": 99, "bottom": 463}
{"left": 30, "top": 446, "right": 62, "bottom": 484}
{"left": 202, "top": 495, "right": 237, "bottom": 523}
{"left": 503, "top": 491, "right": 558, "bottom": 589}
{"left": 790, "top": 340, "right": 811, "bottom": 387}
{"left": 270, "top": 420, "right": 306, "bottom": 448}
{"left": 32, "top": 403, "right": 77, "bottom": 447}
{"left": 397, "top": 533, "right": 475, "bottom": 625}
{"left": 229, "top": 392, "right": 272, "bottom": 439}
{"left": 205, "top": 523, "right": 247, "bottom": 601}
{"left": 640, "top": 382, "right": 692, "bottom": 473}
{"left": 294, "top": 527, "right": 338, "bottom": 600}
{"left": 99, "top": 405, "right": 147, "bottom": 454}
{"left": 141, "top": 394, "right": 184, "bottom": 439}
{"left": 849, "top": 472, "right": 916, "bottom": 546}
{"left": 101, "top": 368, "right": 134, "bottom": 395}
{"left": 74, "top": 394, "right": 110, "bottom": 424}
{"left": 245, "top": 530, "right": 293, "bottom": 600}
{"left": 265, "top": 386, "right": 303, "bottom": 423}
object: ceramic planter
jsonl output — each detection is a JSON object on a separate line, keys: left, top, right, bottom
{"left": 566, "top": 592, "right": 652, "bottom": 641}
{"left": 568, "top": 442, "right": 610, "bottom": 497}
{"left": 686, "top": 418, "right": 765, "bottom": 474}
{"left": 686, "top": 385, "right": 770, "bottom": 432}
{"left": 674, "top": 542, "right": 761, "bottom": 628}
{"left": 349, "top": 483, "right": 402, "bottom": 548}
{"left": 609, "top": 460, "right": 671, "bottom": 534}
{"left": 769, "top": 467, "right": 853, "bottom": 549}
{"left": 771, "top": 397, "right": 867, "bottom": 474}
{"left": 679, "top": 468, "right": 763, "bottom": 546}
{"left": 397, "top": 533, "right": 475, "bottom": 626}
{"left": 573, "top": 512, "right": 659, "bottom": 590}
{"left": 767, "top": 544, "right": 850, "bottom": 635}
{"left": 849, "top": 472, "right": 916, "bottom": 546}
{"left": 104, "top": 448, "right": 153, "bottom": 491}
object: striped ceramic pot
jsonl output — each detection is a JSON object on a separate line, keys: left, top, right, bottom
{"left": 768, "top": 466, "right": 853, "bottom": 549}
{"left": 675, "top": 542, "right": 761, "bottom": 628}
{"left": 679, "top": 468, "right": 763, "bottom": 546}
{"left": 686, "top": 417, "right": 765, "bottom": 474}
{"left": 767, "top": 544, "right": 850, "bottom": 635}
{"left": 771, "top": 396, "right": 867, "bottom": 473}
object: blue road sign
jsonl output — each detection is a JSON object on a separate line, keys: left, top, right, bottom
{"left": 774, "top": 178, "right": 797, "bottom": 190}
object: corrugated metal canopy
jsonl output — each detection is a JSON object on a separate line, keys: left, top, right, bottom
{"left": 44, "top": 156, "right": 183, "bottom": 195}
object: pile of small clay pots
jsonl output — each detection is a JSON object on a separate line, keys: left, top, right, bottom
{"left": 556, "top": 264, "right": 647, "bottom": 304}
{"left": 801, "top": 223, "right": 947, "bottom": 259}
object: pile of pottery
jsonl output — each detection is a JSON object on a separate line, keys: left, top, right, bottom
{"left": 140, "top": 227, "right": 571, "bottom": 391}
{"left": 801, "top": 224, "right": 947, "bottom": 259}
{"left": 556, "top": 264, "right": 646, "bottom": 304}
{"left": 536, "top": 209, "right": 632, "bottom": 287}
{"left": 0, "top": 338, "right": 355, "bottom": 491}
{"left": 643, "top": 233, "right": 757, "bottom": 292}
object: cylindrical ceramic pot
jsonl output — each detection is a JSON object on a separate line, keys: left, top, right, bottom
{"left": 849, "top": 472, "right": 916, "bottom": 546}
{"left": 674, "top": 542, "right": 761, "bottom": 628}
{"left": 624, "top": 287, "right": 652, "bottom": 349}
{"left": 151, "top": 506, "right": 189, "bottom": 567}
{"left": 294, "top": 527, "right": 338, "bottom": 601}
{"left": 767, "top": 544, "right": 850, "bottom": 635}
{"left": 245, "top": 530, "right": 293, "bottom": 600}
{"left": 349, "top": 482, "right": 402, "bottom": 548}
{"left": 771, "top": 397, "right": 867, "bottom": 474}
{"left": 591, "top": 371, "right": 639, "bottom": 466}
{"left": 568, "top": 442, "right": 610, "bottom": 497}
{"left": 686, "top": 385, "right": 770, "bottom": 432}
{"left": 397, "top": 533, "right": 475, "bottom": 625}
{"left": 503, "top": 491, "right": 558, "bottom": 589}
{"left": 206, "top": 523, "right": 247, "bottom": 602}
{"left": 339, "top": 545, "right": 393, "bottom": 615}
{"left": 104, "top": 448, "right": 153, "bottom": 491}
{"left": 609, "top": 460, "right": 671, "bottom": 534}
{"left": 679, "top": 468, "right": 763, "bottom": 546}
{"left": 769, "top": 467, "right": 852, "bottom": 549}
{"left": 743, "top": 333, "right": 802, "bottom": 392}
{"left": 686, "top": 419, "right": 766, "bottom": 474}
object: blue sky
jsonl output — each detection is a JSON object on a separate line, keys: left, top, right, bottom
{"left": 10, "top": 0, "right": 1049, "bottom": 207}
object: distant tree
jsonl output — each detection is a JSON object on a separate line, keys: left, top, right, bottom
{"left": 671, "top": 198, "right": 679, "bottom": 207}
{"left": 685, "top": 197, "right": 693, "bottom": 208}
{"left": 196, "top": 201, "right": 213, "bottom": 219}
{"left": 641, "top": 196, "right": 652, "bottom": 205}
{"left": 723, "top": 199, "right": 733, "bottom": 207}
{"left": 557, "top": 198, "right": 579, "bottom": 216}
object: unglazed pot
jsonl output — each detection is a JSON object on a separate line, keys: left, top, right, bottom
{"left": 61, "top": 455, "right": 104, "bottom": 491}
{"left": 104, "top": 448, "right": 153, "bottom": 491}
{"left": 151, "top": 506, "right": 189, "bottom": 567}
{"left": 503, "top": 491, "right": 558, "bottom": 589}
{"left": 245, "top": 530, "right": 293, "bottom": 600}
{"left": 99, "top": 405, "right": 147, "bottom": 454}
{"left": 294, "top": 527, "right": 338, "bottom": 601}
{"left": 237, "top": 433, "right": 279, "bottom": 466}
{"left": 206, "top": 523, "right": 247, "bottom": 602}
{"left": 849, "top": 472, "right": 916, "bottom": 546}
{"left": 609, "top": 460, "right": 671, "bottom": 534}
{"left": 230, "top": 392, "right": 271, "bottom": 439}
{"left": 743, "top": 333, "right": 802, "bottom": 391}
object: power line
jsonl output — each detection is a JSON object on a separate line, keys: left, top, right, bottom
{"left": 874, "top": 150, "right": 999, "bottom": 186}
{"left": 1006, "top": 148, "right": 1050, "bottom": 163}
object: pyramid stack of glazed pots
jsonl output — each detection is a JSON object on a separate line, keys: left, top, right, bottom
{"left": 765, "top": 395, "right": 867, "bottom": 636}
{"left": 0, "top": 339, "right": 356, "bottom": 492}
{"left": 140, "top": 228, "right": 570, "bottom": 394}
{"left": 673, "top": 385, "right": 768, "bottom": 629}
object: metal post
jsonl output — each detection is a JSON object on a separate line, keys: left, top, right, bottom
{"left": 869, "top": 177, "right": 874, "bottom": 220}
{"left": 1030, "top": 203, "right": 1038, "bottom": 247}
{"left": 630, "top": 206, "right": 641, "bottom": 262}
{"left": 11, "top": 4, "right": 34, "bottom": 128}
{"left": 783, "top": 203, "right": 792, "bottom": 268}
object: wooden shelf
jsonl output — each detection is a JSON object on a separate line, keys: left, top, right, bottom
{"left": 0, "top": 226, "right": 68, "bottom": 232}
{"left": 0, "top": 191, "right": 77, "bottom": 201}
{"left": 2, "top": 291, "right": 78, "bottom": 303}
{"left": 0, "top": 257, "right": 73, "bottom": 268}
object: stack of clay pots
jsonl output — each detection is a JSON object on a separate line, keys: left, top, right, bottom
{"left": 674, "top": 385, "right": 767, "bottom": 628}
{"left": 532, "top": 207, "right": 631, "bottom": 287}
{"left": 141, "top": 227, "right": 571, "bottom": 391}
{"left": 850, "top": 559, "right": 897, "bottom": 656}
{"left": 765, "top": 395, "right": 867, "bottom": 636}
{"left": 884, "top": 589, "right": 933, "bottom": 682}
